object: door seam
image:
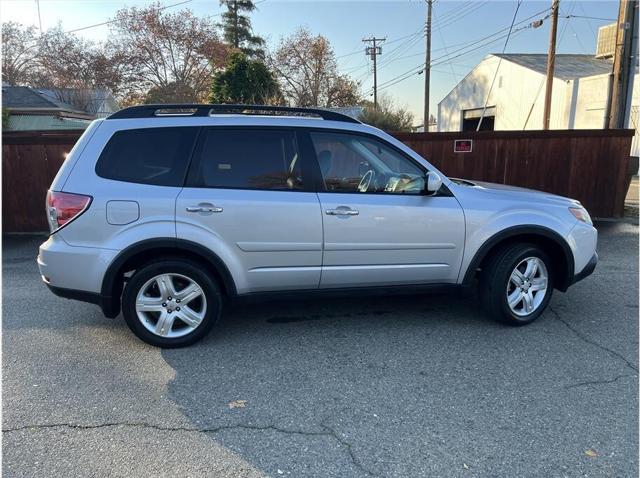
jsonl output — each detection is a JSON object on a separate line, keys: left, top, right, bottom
{"left": 316, "top": 191, "right": 325, "bottom": 288}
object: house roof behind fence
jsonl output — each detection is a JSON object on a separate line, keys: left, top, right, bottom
{"left": 2, "top": 86, "right": 60, "bottom": 109}
{"left": 2, "top": 86, "right": 118, "bottom": 118}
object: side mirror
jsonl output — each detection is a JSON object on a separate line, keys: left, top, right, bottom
{"left": 424, "top": 171, "right": 443, "bottom": 195}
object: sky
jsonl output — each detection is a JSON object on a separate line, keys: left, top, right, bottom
{"left": 0, "top": 0, "right": 620, "bottom": 123}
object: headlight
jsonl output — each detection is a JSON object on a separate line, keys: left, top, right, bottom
{"left": 569, "top": 206, "right": 592, "bottom": 226}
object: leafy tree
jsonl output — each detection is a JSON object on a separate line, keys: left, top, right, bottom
{"left": 210, "top": 52, "right": 281, "bottom": 104}
{"left": 109, "top": 4, "right": 230, "bottom": 104}
{"left": 144, "top": 82, "right": 198, "bottom": 103}
{"left": 270, "top": 27, "right": 361, "bottom": 108}
{"left": 359, "top": 95, "right": 415, "bottom": 132}
{"left": 219, "top": 0, "right": 265, "bottom": 58}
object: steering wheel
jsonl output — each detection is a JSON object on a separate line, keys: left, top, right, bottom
{"left": 358, "top": 169, "right": 375, "bottom": 193}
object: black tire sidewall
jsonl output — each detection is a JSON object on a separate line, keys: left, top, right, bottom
{"left": 122, "top": 259, "right": 222, "bottom": 348}
{"left": 482, "top": 244, "right": 554, "bottom": 326}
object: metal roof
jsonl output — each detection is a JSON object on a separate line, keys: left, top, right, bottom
{"left": 493, "top": 54, "right": 613, "bottom": 80}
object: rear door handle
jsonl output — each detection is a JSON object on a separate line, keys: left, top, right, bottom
{"left": 325, "top": 208, "right": 359, "bottom": 216}
{"left": 186, "top": 204, "right": 223, "bottom": 213}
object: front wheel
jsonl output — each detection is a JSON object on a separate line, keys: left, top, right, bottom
{"left": 480, "top": 243, "right": 553, "bottom": 325}
{"left": 122, "top": 259, "right": 222, "bottom": 347}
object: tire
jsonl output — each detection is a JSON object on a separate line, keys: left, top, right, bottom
{"left": 479, "top": 243, "right": 553, "bottom": 326}
{"left": 122, "top": 258, "right": 222, "bottom": 347}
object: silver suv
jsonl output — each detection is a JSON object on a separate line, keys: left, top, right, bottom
{"left": 38, "top": 104, "right": 598, "bottom": 347}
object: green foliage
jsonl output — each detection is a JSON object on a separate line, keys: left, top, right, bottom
{"left": 144, "top": 82, "right": 198, "bottom": 103}
{"left": 219, "top": 0, "right": 265, "bottom": 58}
{"left": 359, "top": 96, "right": 415, "bottom": 132}
{"left": 2, "top": 108, "right": 10, "bottom": 129}
{"left": 209, "top": 52, "right": 281, "bottom": 104}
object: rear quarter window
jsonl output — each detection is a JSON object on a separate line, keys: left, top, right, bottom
{"left": 95, "top": 127, "right": 198, "bottom": 186}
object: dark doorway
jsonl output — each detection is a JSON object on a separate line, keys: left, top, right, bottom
{"left": 462, "top": 107, "right": 495, "bottom": 131}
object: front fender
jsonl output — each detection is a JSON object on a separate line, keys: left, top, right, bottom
{"left": 458, "top": 209, "right": 576, "bottom": 287}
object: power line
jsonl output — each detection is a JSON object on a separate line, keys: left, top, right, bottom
{"left": 65, "top": 0, "right": 194, "bottom": 34}
{"left": 433, "top": 0, "right": 491, "bottom": 30}
{"left": 376, "top": 29, "right": 424, "bottom": 69}
{"left": 335, "top": 29, "right": 428, "bottom": 60}
{"left": 432, "top": 8, "right": 458, "bottom": 83}
{"left": 564, "top": 15, "right": 617, "bottom": 21}
{"left": 23, "top": 0, "right": 194, "bottom": 45}
{"left": 476, "top": 0, "right": 523, "bottom": 131}
{"left": 431, "top": 1, "right": 474, "bottom": 26}
{"left": 372, "top": 7, "right": 551, "bottom": 75}
{"left": 375, "top": 23, "right": 533, "bottom": 93}
{"left": 576, "top": 2, "right": 598, "bottom": 40}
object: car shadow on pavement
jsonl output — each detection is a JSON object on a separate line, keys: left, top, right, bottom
{"left": 157, "top": 291, "right": 512, "bottom": 477}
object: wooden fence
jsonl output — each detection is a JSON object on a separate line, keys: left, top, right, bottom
{"left": 2, "top": 128, "right": 635, "bottom": 232}
{"left": 393, "top": 129, "right": 635, "bottom": 218}
{"left": 3, "top": 130, "right": 85, "bottom": 233}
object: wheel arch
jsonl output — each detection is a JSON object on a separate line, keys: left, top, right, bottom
{"left": 101, "top": 238, "right": 237, "bottom": 318}
{"left": 462, "top": 225, "right": 575, "bottom": 292}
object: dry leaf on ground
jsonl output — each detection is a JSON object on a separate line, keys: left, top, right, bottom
{"left": 228, "top": 399, "right": 247, "bottom": 409}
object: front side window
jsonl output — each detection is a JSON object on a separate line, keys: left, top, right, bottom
{"left": 310, "top": 132, "right": 425, "bottom": 194}
{"left": 96, "top": 127, "right": 198, "bottom": 186}
{"left": 188, "top": 129, "right": 303, "bottom": 190}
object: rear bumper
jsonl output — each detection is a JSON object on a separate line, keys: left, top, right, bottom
{"left": 38, "top": 235, "right": 119, "bottom": 318}
{"left": 45, "top": 283, "right": 118, "bottom": 318}
{"left": 571, "top": 252, "right": 597, "bottom": 285}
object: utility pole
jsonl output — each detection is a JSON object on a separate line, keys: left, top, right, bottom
{"left": 35, "top": 0, "right": 43, "bottom": 34}
{"left": 608, "top": 0, "right": 637, "bottom": 129}
{"left": 363, "top": 37, "right": 385, "bottom": 110}
{"left": 424, "top": 0, "right": 433, "bottom": 131}
{"left": 542, "top": 0, "right": 559, "bottom": 130}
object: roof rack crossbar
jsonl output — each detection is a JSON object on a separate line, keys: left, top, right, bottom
{"left": 107, "top": 104, "right": 361, "bottom": 123}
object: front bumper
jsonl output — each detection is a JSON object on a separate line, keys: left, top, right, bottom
{"left": 571, "top": 252, "right": 597, "bottom": 285}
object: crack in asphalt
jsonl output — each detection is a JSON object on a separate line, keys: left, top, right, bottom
{"left": 2, "top": 421, "right": 378, "bottom": 477}
{"left": 549, "top": 306, "right": 639, "bottom": 373}
{"left": 565, "top": 374, "right": 636, "bottom": 389}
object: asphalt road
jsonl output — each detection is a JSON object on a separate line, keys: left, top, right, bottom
{"left": 3, "top": 222, "right": 638, "bottom": 477}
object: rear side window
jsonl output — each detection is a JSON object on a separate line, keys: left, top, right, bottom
{"left": 187, "top": 129, "right": 303, "bottom": 190}
{"left": 96, "top": 127, "right": 198, "bottom": 186}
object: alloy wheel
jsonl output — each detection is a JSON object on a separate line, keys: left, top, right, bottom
{"left": 135, "top": 273, "right": 207, "bottom": 338}
{"left": 506, "top": 257, "right": 548, "bottom": 317}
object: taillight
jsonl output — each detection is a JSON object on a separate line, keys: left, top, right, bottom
{"left": 46, "top": 191, "right": 92, "bottom": 233}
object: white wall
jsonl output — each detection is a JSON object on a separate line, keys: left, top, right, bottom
{"left": 438, "top": 55, "right": 570, "bottom": 131}
{"left": 570, "top": 74, "right": 609, "bottom": 129}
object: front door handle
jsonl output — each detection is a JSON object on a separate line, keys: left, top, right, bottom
{"left": 326, "top": 208, "right": 359, "bottom": 216}
{"left": 186, "top": 204, "right": 223, "bottom": 213}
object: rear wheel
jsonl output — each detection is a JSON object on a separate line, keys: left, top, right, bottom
{"left": 480, "top": 243, "right": 553, "bottom": 325}
{"left": 122, "top": 259, "right": 222, "bottom": 347}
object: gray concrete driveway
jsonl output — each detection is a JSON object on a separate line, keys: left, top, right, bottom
{"left": 3, "top": 222, "right": 638, "bottom": 477}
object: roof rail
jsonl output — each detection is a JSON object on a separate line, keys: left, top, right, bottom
{"left": 107, "top": 104, "right": 361, "bottom": 123}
